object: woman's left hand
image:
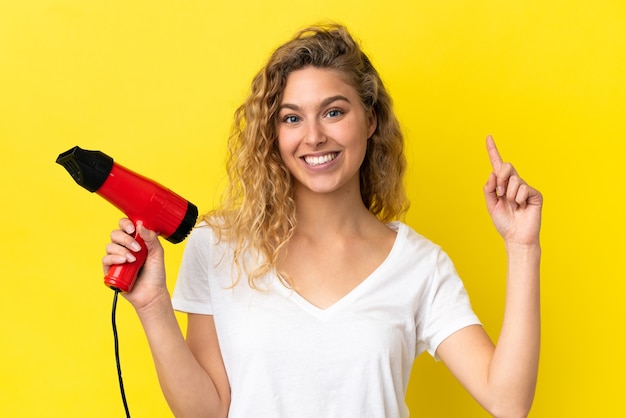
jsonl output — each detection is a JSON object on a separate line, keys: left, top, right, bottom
{"left": 484, "top": 135, "right": 543, "bottom": 246}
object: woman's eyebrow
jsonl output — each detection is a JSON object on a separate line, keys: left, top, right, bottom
{"left": 320, "top": 95, "right": 350, "bottom": 108}
{"left": 279, "top": 95, "right": 351, "bottom": 111}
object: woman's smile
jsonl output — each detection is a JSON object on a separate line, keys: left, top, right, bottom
{"left": 302, "top": 152, "right": 339, "bottom": 167}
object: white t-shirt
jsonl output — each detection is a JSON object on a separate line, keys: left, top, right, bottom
{"left": 172, "top": 221, "right": 480, "bottom": 418}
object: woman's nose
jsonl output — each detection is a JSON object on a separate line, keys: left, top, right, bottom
{"left": 304, "top": 120, "right": 326, "bottom": 147}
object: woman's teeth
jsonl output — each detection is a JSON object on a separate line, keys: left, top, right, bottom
{"left": 303, "top": 152, "right": 338, "bottom": 166}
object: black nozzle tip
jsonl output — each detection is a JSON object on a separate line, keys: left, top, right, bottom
{"left": 56, "top": 146, "right": 114, "bottom": 192}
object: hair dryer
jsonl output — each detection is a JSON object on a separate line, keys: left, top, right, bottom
{"left": 56, "top": 146, "right": 198, "bottom": 292}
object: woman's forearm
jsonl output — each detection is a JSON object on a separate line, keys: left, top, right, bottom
{"left": 488, "top": 242, "right": 541, "bottom": 417}
{"left": 135, "top": 292, "right": 227, "bottom": 418}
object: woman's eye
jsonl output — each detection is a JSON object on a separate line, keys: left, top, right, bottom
{"left": 283, "top": 115, "right": 300, "bottom": 124}
{"left": 326, "top": 109, "right": 343, "bottom": 118}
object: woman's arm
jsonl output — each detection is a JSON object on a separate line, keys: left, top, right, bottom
{"left": 104, "top": 220, "right": 230, "bottom": 418}
{"left": 436, "top": 136, "right": 542, "bottom": 418}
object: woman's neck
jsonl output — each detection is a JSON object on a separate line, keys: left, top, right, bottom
{"left": 292, "top": 185, "right": 379, "bottom": 239}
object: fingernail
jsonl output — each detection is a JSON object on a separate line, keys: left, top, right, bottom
{"left": 130, "top": 241, "right": 141, "bottom": 252}
{"left": 496, "top": 186, "right": 504, "bottom": 196}
{"left": 126, "top": 253, "right": 136, "bottom": 262}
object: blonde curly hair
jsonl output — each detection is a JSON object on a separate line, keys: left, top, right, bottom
{"left": 205, "top": 23, "right": 409, "bottom": 287}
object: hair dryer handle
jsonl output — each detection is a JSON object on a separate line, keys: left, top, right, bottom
{"left": 104, "top": 233, "right": 148, "bottom": 292}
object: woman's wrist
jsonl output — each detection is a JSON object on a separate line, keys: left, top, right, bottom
{"left": 504, "top": 240, "right": 541, "bottom": 256}
{"left": 132, "top": 288, "right": 174, "bottom": 320}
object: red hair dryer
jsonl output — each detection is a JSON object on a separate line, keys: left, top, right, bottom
{"left": 56, "top": 146, "right": 198, "bottom": 292}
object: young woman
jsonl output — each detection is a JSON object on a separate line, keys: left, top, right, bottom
{"left": 104, "top": 24, "right": 542, "bottom": 417}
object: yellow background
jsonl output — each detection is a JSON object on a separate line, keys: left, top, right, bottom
{"left": 1, "top": 1, "right": 624, "bottom": 416}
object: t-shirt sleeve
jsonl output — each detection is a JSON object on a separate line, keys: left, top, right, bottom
{"left": 416, "top": 248, "right": 481, "bottom": 360}
{"left": 171, "top": 224, "right": 215, "bottom": 315}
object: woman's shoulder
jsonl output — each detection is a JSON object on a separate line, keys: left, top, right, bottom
{"left": 384, "top": 221, "right": 453, "bottom": 275}
{"left": 188, "top": 220, "right": 222, "bottom": 246}
{"left": 388, "top": 221, "right": 442, "bottom": 254}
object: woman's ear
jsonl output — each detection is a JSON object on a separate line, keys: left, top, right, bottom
{"left": 367, "top": 111, "right": 377, "bottom": 139}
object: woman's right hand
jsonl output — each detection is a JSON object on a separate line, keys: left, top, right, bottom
{"left": 102, "top": 218, "right": 169, "bottom": 311}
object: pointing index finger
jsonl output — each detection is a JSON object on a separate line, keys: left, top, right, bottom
{"left": 486, "top": 134, "right": 503, "bottom": 172}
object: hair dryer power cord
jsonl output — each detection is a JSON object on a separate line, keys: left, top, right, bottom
{"left": 112, "top": 288, "right": 131, "bottom": 418}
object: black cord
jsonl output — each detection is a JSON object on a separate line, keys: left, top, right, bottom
{"left": 112, "top": 288, "right": 131, "bottom": 418}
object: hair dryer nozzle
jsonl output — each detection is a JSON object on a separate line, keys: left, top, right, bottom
{"left": 56, "top": 146, "right": 114, "bottom": 192}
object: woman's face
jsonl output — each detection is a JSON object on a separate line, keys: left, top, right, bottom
{"left": 277, "top": 67, "right": 376, "bottom": 197}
